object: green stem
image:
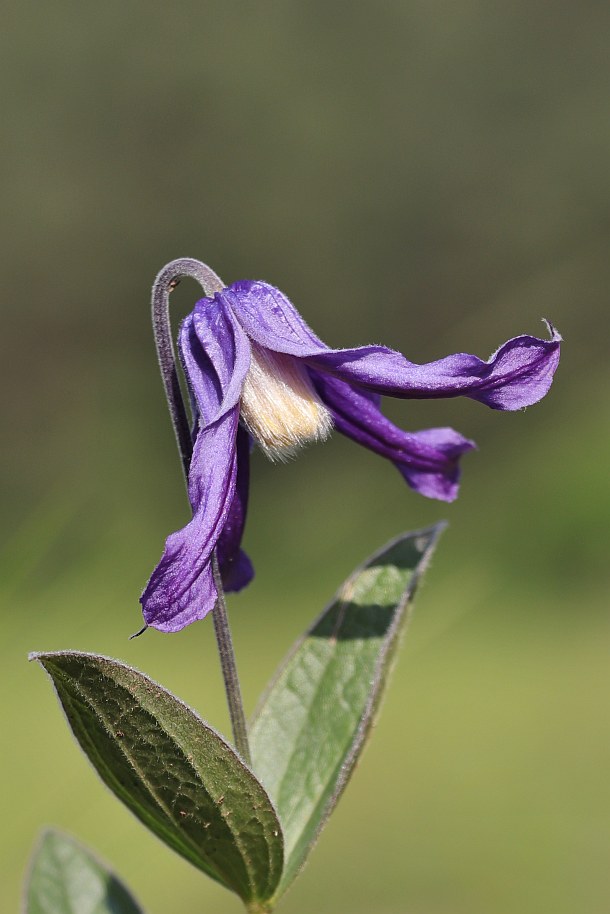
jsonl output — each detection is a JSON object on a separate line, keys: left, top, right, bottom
{"left": 246, "top": 902, "right": 274, "bottom": 914}
{"left": 211, "top": 552, "right": 251, "bottom": 766}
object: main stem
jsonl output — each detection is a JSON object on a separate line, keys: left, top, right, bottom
{"left": 151, "top": 258, "right": 252, "bottom": 766}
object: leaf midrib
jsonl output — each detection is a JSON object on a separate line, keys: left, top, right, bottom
{"left": 273, "top": 612, "right": 375, "bottom": 858}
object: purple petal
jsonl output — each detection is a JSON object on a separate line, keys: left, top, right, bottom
{"left": 179, "top": 295, "right": 251, "bottom": 427}
{"left": 221, "top": 281, "right": 328, "bottom": 356}
{"left": 223, "top": 281, "right": 560, "bottom": 411}
{"left": 312, "top": 372, "right": 476, "bottom": 502}
{"left": 217, "top": 424, "right": 254, "bottom": 592}
{"left": 308, "top": 323, "right": 562, "bottom": 411}
{"left": 140, "top": 407, "right": 239, "bottom": 633}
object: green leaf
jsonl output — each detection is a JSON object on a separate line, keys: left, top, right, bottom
{"left": 249, "top": 524, "right": 445, "bottom": 895}
{"left": 30, "top": 652, "right": 283, "bottom": 908}
{"left": 24, "top": 828, "right": 143, "bottom": 914}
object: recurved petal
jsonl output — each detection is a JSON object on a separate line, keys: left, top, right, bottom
{"left": 140, "top": 407, "right": 239, "bottom": 632}
{"left": 308, "top": 322, "right": 561, "bottom": 411}
{"left": 179, "top": 294, "right": 251, "bottom": 427}
{"left": 216, "top": 424, "right": 254, "bottom": 592}
{"left": 221, "top": 280, "right": 560, "bottom": 411}
{"left": 312, "top": 373, "right": 476, "bottom": 502}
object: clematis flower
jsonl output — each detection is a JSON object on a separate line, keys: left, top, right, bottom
{"left": 141, "top": 280, "right": 561, "bottom": 632}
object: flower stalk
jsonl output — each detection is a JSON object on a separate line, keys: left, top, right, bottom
{"left": 151, "top": 258, "right": 251, "bottom": 766}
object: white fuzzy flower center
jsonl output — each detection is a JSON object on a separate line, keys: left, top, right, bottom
{"left": 240, "top": 342, "right": 333, "bottom": 461}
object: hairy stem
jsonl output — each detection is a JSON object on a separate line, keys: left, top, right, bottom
{"left": 210, "top": 553, "right": 251, "bottom": 766}
{"left": 151, "top": 258, "right": 252, "bottom": 765}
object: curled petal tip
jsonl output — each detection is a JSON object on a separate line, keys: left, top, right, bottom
{"left": 543, "top": 319, "right": 563, "bottom": 342}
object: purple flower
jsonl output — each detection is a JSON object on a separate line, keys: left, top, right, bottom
{"left": 141, "top": 280, "right": 561, "bottom": 632}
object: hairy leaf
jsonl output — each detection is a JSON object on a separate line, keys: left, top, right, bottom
{"left": 30, "top": 652, "right": 283, "bottom": 907}
{"left": 249, "top": 525, "right": 445, "bottom": 895}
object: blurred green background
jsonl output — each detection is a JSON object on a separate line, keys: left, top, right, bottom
{"left": 2, "top": 2, "right": 608, "bottom": 912}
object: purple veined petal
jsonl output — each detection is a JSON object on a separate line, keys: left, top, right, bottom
{"left": 307, "top": 322, "right": 562, "bottom": 411}
{"left": 221, "top": 281, "right": 329, "bottom": 356}
{"left": 393, "top": 426, "right": 476, "bottom": 500}
{"left": 140, "top": 407, "right": 240, "bottom": 633}
{"left": 216, "top": 423, "right": 254, "bottom": 592}
{"left": 311, "top": 372, "right": 476, "bottom": 502}
{"left": 221, "top": 280, "right": 560, "bottom": 411}
{"left": 179, "top": 295, "right": 251, "bottom": 428}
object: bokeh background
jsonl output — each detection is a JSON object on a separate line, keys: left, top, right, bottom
{"left": 2, "top": 3, "right": 609, "bottom": 913}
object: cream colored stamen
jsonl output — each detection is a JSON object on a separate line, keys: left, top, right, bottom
{"left": 240, "top": 342, "right": 333, "bottom": 461}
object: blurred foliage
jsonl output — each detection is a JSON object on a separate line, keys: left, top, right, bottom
{"left": 1, "top": 2, "right": 608, "bottom": 913}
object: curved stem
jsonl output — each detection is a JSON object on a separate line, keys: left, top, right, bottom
{"left": 151, "top": 258, "right": 251, "bottom": 765}
{"left": 151, "top": 257, "right": 224, "bottom": 476}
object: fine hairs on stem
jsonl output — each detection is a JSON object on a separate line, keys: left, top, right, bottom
{"left": 150, "top": 258, "right": 252, "bottom": 767}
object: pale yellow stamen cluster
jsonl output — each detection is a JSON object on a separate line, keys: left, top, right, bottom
{"left": 240, "top": 342, "right": 333, "bottom": 461}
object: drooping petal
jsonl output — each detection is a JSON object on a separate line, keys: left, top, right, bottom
{"left": 179, "top": 294, "right": 251, "bottom": 427}
{"left": 308, "top": 322, "right": 562, "bottom": 410}
{"left": 221, "top": 280, "right": 561, "bottom": 411}
{"left": 311, "top": 372, "right": 476, "bottom": 502}
{"left": 140, "top": 407, "right": 239, "bottom": 633}
{"left": 216, "top": 424, "right": 254, "bottom": 592}
{"left": 392, "top": 426, "right": 475, "bottom": 500}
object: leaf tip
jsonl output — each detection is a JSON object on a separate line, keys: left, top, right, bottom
{"left": 420, "top": 519, "right": 449, "bottom": 546}
{"left": 28, "top": 650, "right": 58, "bottom": 668}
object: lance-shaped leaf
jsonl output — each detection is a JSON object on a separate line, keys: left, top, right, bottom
{"left": 249, "top": 524, "right": 445, "bottom": 895}
{"left": 24, "top": 828, "right": 144, "bottom": 914}
{"left": 30, "top": 652, "right": 283, "bottom": 909}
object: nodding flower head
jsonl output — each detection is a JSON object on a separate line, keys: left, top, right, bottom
{"left": 141, "top": 274, "right": 561, "bottom": 633}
